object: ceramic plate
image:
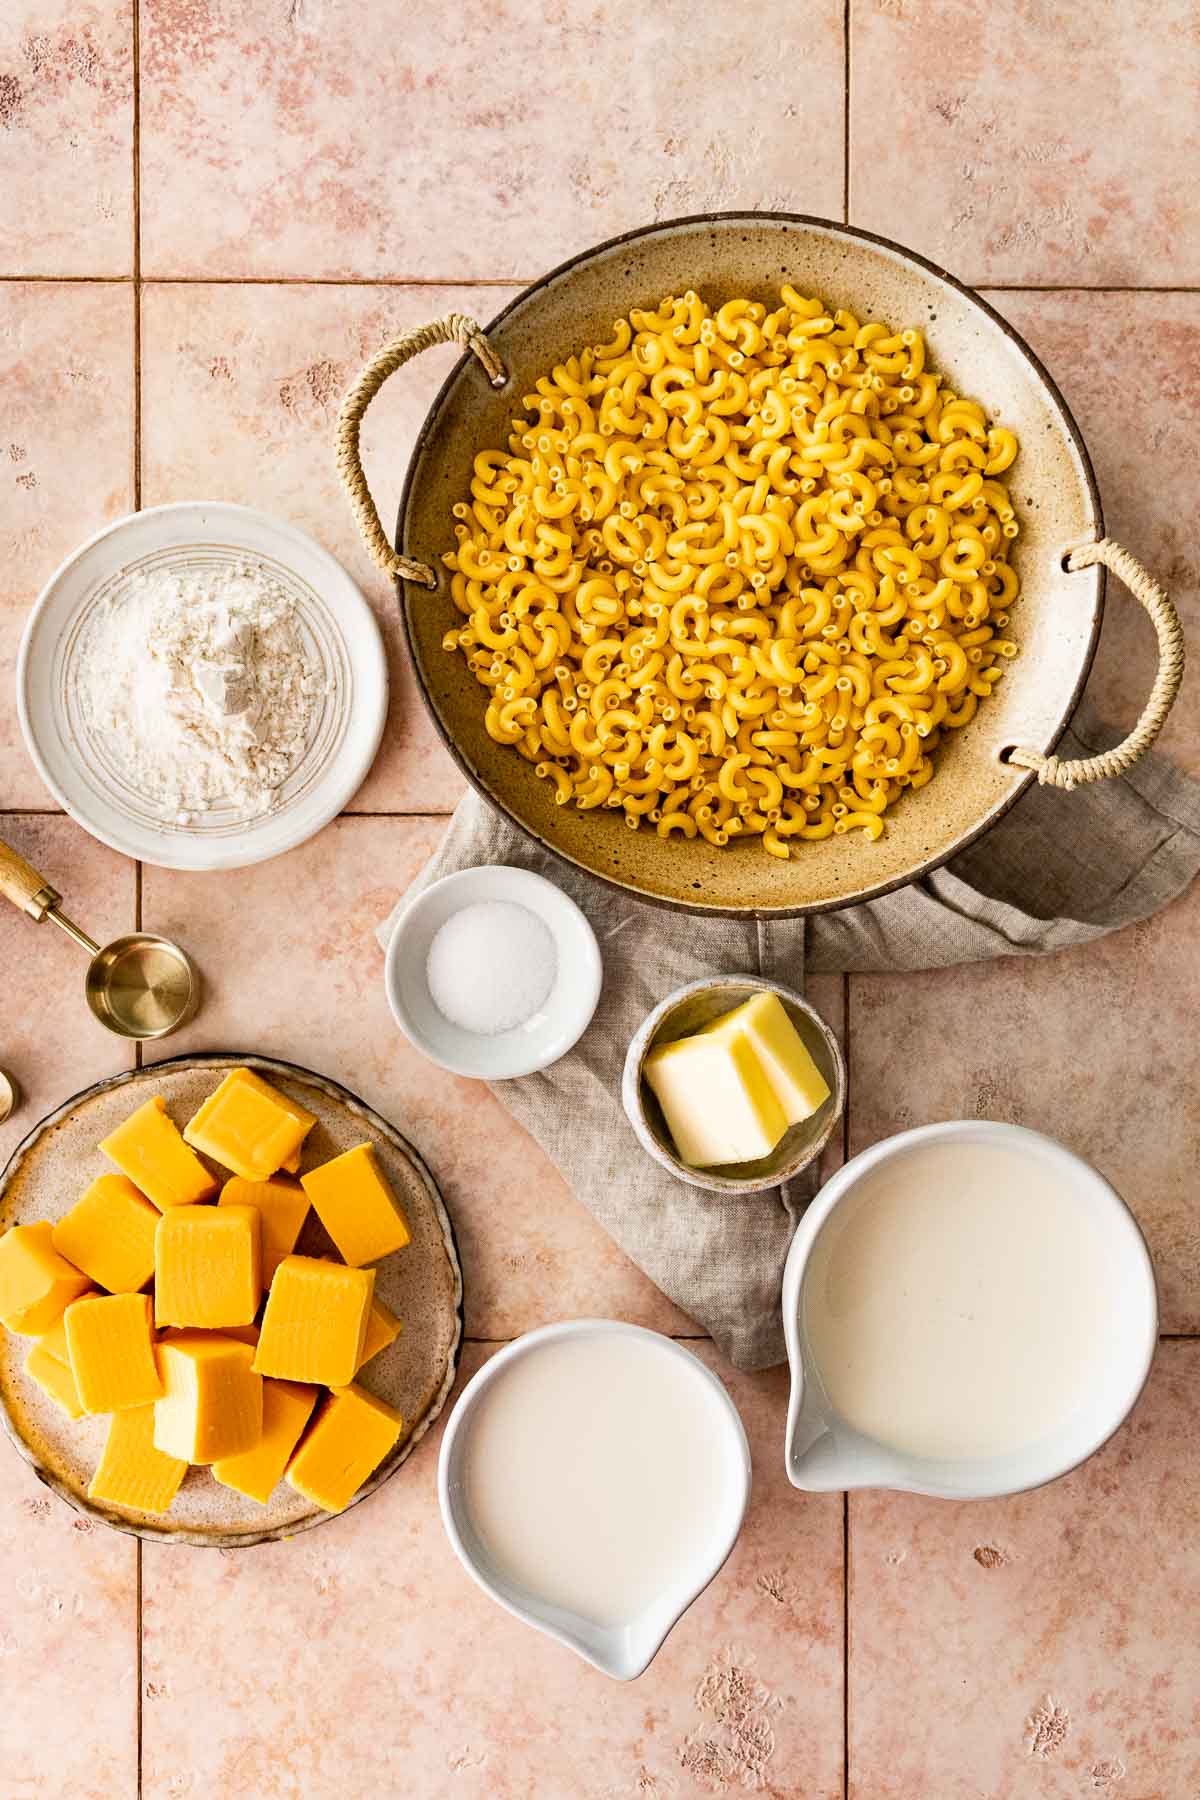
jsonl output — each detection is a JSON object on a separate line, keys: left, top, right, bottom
{"left": 17, "top": 502, "right": 388, "bottom": 872}
{"left": 0, "top": 1054, "right": 464, "bottom": 1546}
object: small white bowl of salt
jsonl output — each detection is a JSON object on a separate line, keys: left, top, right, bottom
{"left": 384, "top": 866, "right": 603, "bottom": 1079}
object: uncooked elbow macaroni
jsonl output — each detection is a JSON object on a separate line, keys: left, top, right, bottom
{"left": 441, "top": 288, "right": 1020, "bottom": 857}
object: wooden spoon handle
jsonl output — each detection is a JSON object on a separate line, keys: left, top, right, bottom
{"left": 0, "top": 835, "right": 62, "bottom": 922}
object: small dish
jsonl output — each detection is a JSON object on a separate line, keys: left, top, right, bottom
{"left": 385, "top": 865, "right": 602, "bottom": 1079}
{"left": 782, "top": 1121, "right": 1158, "bottom": 1500}
{"left": 438, "top": 1319, "right": 751, "bottom": 1680}
{"left": 622, "top": 975, "right": 845, "bottom": 1195}
{"left": 17, "top": 501, "right": 388, "bottom": 873}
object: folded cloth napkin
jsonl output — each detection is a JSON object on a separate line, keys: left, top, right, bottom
{"left": 377, "top": 699, "right": 1200, "bottom": 1370}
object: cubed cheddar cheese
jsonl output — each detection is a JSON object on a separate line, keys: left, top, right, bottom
{"left": 184, "top": 1069, "right": 316, "bottom": 1182}
{"left": 215, "top": 1322, "right": 260, "bottom": 1347}
{"left": 100, "top": 1097, "right": 217, "bottom": 1210}
{"left": 52, "top": 1175, "right": 159, "bottom": 1294}
{"left": 212, "top": 1377, "right": 318, "bottom": 1504}
{"left": 26, "top": 1293, "right": 99, "bottom": 1420}
{"left": 286, "top": 1383, "right": 404, "bottom": 1513}
{"left": 300, "top": 1144, "right": 411, "bottom": 1267}
{"left": 154, "top": 1333, "right": 263, "bottom": 1463}
{"left": 218, "top": 1175, "right": 309, "bottom": 1284}
{"left": 89, "top": 1405, "right": 187, "bottom": 1515}
{"left": 154, "top": 1204, "right": 261, "bottom": 1329}
{"left": 24, "top": 1337, "right": 86, "bottom": 1419}
{"left": 64, "top": 1292, "right": 162, "bottom": 1413}
{"left": 0, "top": 1222, "right": 90, "bottom": 1334}
{"left": 253, "top": 1255, "right": 373, "bottom": 1387}
{"left": 357, "top": 1296, "right": 402, "bottom": 1371}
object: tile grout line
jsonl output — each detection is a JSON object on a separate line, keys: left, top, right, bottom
{"left": 132, "top": 3, "right": 144, "bottom": 1791}
{"left": 842, "top": 0, "right": 851, "bottom": 227}
{"left": 1, "top": 273, "right": 1200, "bottom": 295}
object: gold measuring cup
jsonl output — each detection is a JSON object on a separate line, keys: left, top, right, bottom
{"left": 0, "top": 836, "right": 198, "bottom": 1040}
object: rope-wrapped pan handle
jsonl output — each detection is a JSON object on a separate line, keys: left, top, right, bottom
{"left": 1009, "top": 538, "right": 1186, "bottom": 789}
{"left": 335, "top": 314, "right": 507, "bottom": 588}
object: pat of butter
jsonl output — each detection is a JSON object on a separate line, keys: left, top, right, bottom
{"left": 698, "top": 991, "right": 831, "bottom": 1126}
{"left": 0, "top": 1222, "right": 90, "bottom": 1334}
{"left": 100, "top": 1097, "right": 217, "bottom": 1210}
{"left": 300, "top": 1144, "right": 411, "bottom": 1268}
{"left": 64, "top": 1292, "right": 163, "bottom": 1414}
{"left": 286, "top": 1383, "right": 404, "bottom": 1513}
{"left": 643, "top": 990, "right": 830, "bottom": 1169}
{"left": 89, "top": 1405, "right": 188, "bottom": 1515}
{"left": 154, "top": 1333, "right": 263, "bottom": 1463}
{"left": 52, "top": 1175, "right": 159, "bottom": 1296}
{"left": 212, "top": 1376, "right": 318, "bottom": 1504}
{"left": 154, "top": 1204, "right": 261, "bottom": 1330}
{"left": 184, "top": 1069, "right": 316, "bottom": 1183}
{"left": 253, "top": 1255, "right": 374, "bottom": 1387}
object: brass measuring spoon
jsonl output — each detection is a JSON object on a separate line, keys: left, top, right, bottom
{"left": 0, "top": 836, "right": 199, "bottom": 1040}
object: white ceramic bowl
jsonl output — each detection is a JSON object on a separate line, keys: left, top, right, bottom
{"left": 17, "top": 501, "right": 388, "bottom": 872}
{"left": 384, "top": 865, "right": 602, "bottom": 1079}
{"left": 783, "top": 1121, "right": 1158, "bottom": 1500}
{"left": 438, "top": 1320, "right": 752, "bottom": 1680}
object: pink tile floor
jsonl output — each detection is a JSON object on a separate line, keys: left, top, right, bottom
{"left": 2, "top": 2, "right": 1199, "bottom": 1793}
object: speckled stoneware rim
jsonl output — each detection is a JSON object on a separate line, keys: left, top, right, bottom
{"left": 0, "top": 1052, "right": 465, "bottom": 1548}
{"left": 621, "top": 975, "right": 846, "bottom": 1194}
{"left": 394, "top": 210, "right": 1105, "bottom": 919}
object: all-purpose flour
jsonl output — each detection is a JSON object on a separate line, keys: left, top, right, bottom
{"left": 75, "top": 562, "right": 327, "bottom": 823}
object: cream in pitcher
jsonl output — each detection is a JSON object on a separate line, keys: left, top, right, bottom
{"left": 797, "top": 1130, "right": 1146, "bottom": 1466}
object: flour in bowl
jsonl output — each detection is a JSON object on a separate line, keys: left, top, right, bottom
{"left": 75, "top": 561, "right": 328, "bottom": 823}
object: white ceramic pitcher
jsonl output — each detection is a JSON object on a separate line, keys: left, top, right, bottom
{"left": 782, "top": 1121, "right": 1158, "bottom": 1501}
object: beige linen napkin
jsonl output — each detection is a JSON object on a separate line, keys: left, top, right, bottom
{"left": 378, "top": 700, "right": 1200, "bottom": 1369}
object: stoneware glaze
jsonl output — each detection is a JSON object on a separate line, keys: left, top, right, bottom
{"left": 782, "top": 1120, "right": 1157, "bottom": 1500}
{"left": 622, "top": 974, "right": 845, "bottom": 1194}
{"left": 395, "top": 212, "right": 1103, "bottom": 915}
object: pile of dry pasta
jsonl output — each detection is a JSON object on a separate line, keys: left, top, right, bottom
{"left": 441, "top": 287, "right": 1019, "bottom": 857}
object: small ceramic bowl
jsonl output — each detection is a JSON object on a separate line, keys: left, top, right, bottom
{"left": 621, "top": 974, "right": 846, "bottom": 1194}
{"left": 384, "top": 865, "right": 602, "bottom": 1079}
{"left": 438, "top": 1319, "right": 752, "bottom": 1680}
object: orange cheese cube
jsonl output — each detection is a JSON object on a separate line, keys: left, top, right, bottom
{"left": 154, "top": 1333, "right": 263, "bottom": 1463}
{"left": 253, "top": 1255, "right": 373, "bottom": 1386}
{"left": 89, "top": 1405, "right": 187, "bottom": 1515}
{"left": 52, "top": 1175, "right": 159, "bottom": 1294}
{"left": 212, "top": 1377, "right": 318, "bottom": 1504}
{"left": 65, "top": 1292, "right": 162, "bottom": 1413}
{"left": 0, "top": 1222, "right": 90, "bottom": 1334}
{"left": 356, "top": 1297, "right": 402, "bottom": 1371}
{"left": 24, "top": 1337, "right": 85, "bottom": 1419}
{"left": 215, "top": 1322, "right": 260, "bottom": 1347}
{"left": 154, "top": 1204, "right": 261, "bottom": 1329}
{"left": 183, "top": 1069, "right": 316, "bottom": 1182}
{"left": 300, "top": 1144, "right": 411, "bottom": 1267}
{"left": 100, "top": 1097, "right": 217, "bottom": 1210}
{"left": 218, "top": 1175, "right": 309, "bottom": 1284}
{"left": 286, "top": 1383, "right": 404, "bottom": 1513}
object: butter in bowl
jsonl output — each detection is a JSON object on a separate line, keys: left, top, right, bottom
{"left": 622, "top": 976, "right": 845, "bottom": 1194}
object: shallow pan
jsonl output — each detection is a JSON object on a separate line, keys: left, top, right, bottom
{"left": 337, "top": 212, "right": 1183, "bottom": 916}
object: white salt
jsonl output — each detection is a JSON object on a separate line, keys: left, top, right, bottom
{"left": 426, "top": 900, "right": 557, "bottom": 1036}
